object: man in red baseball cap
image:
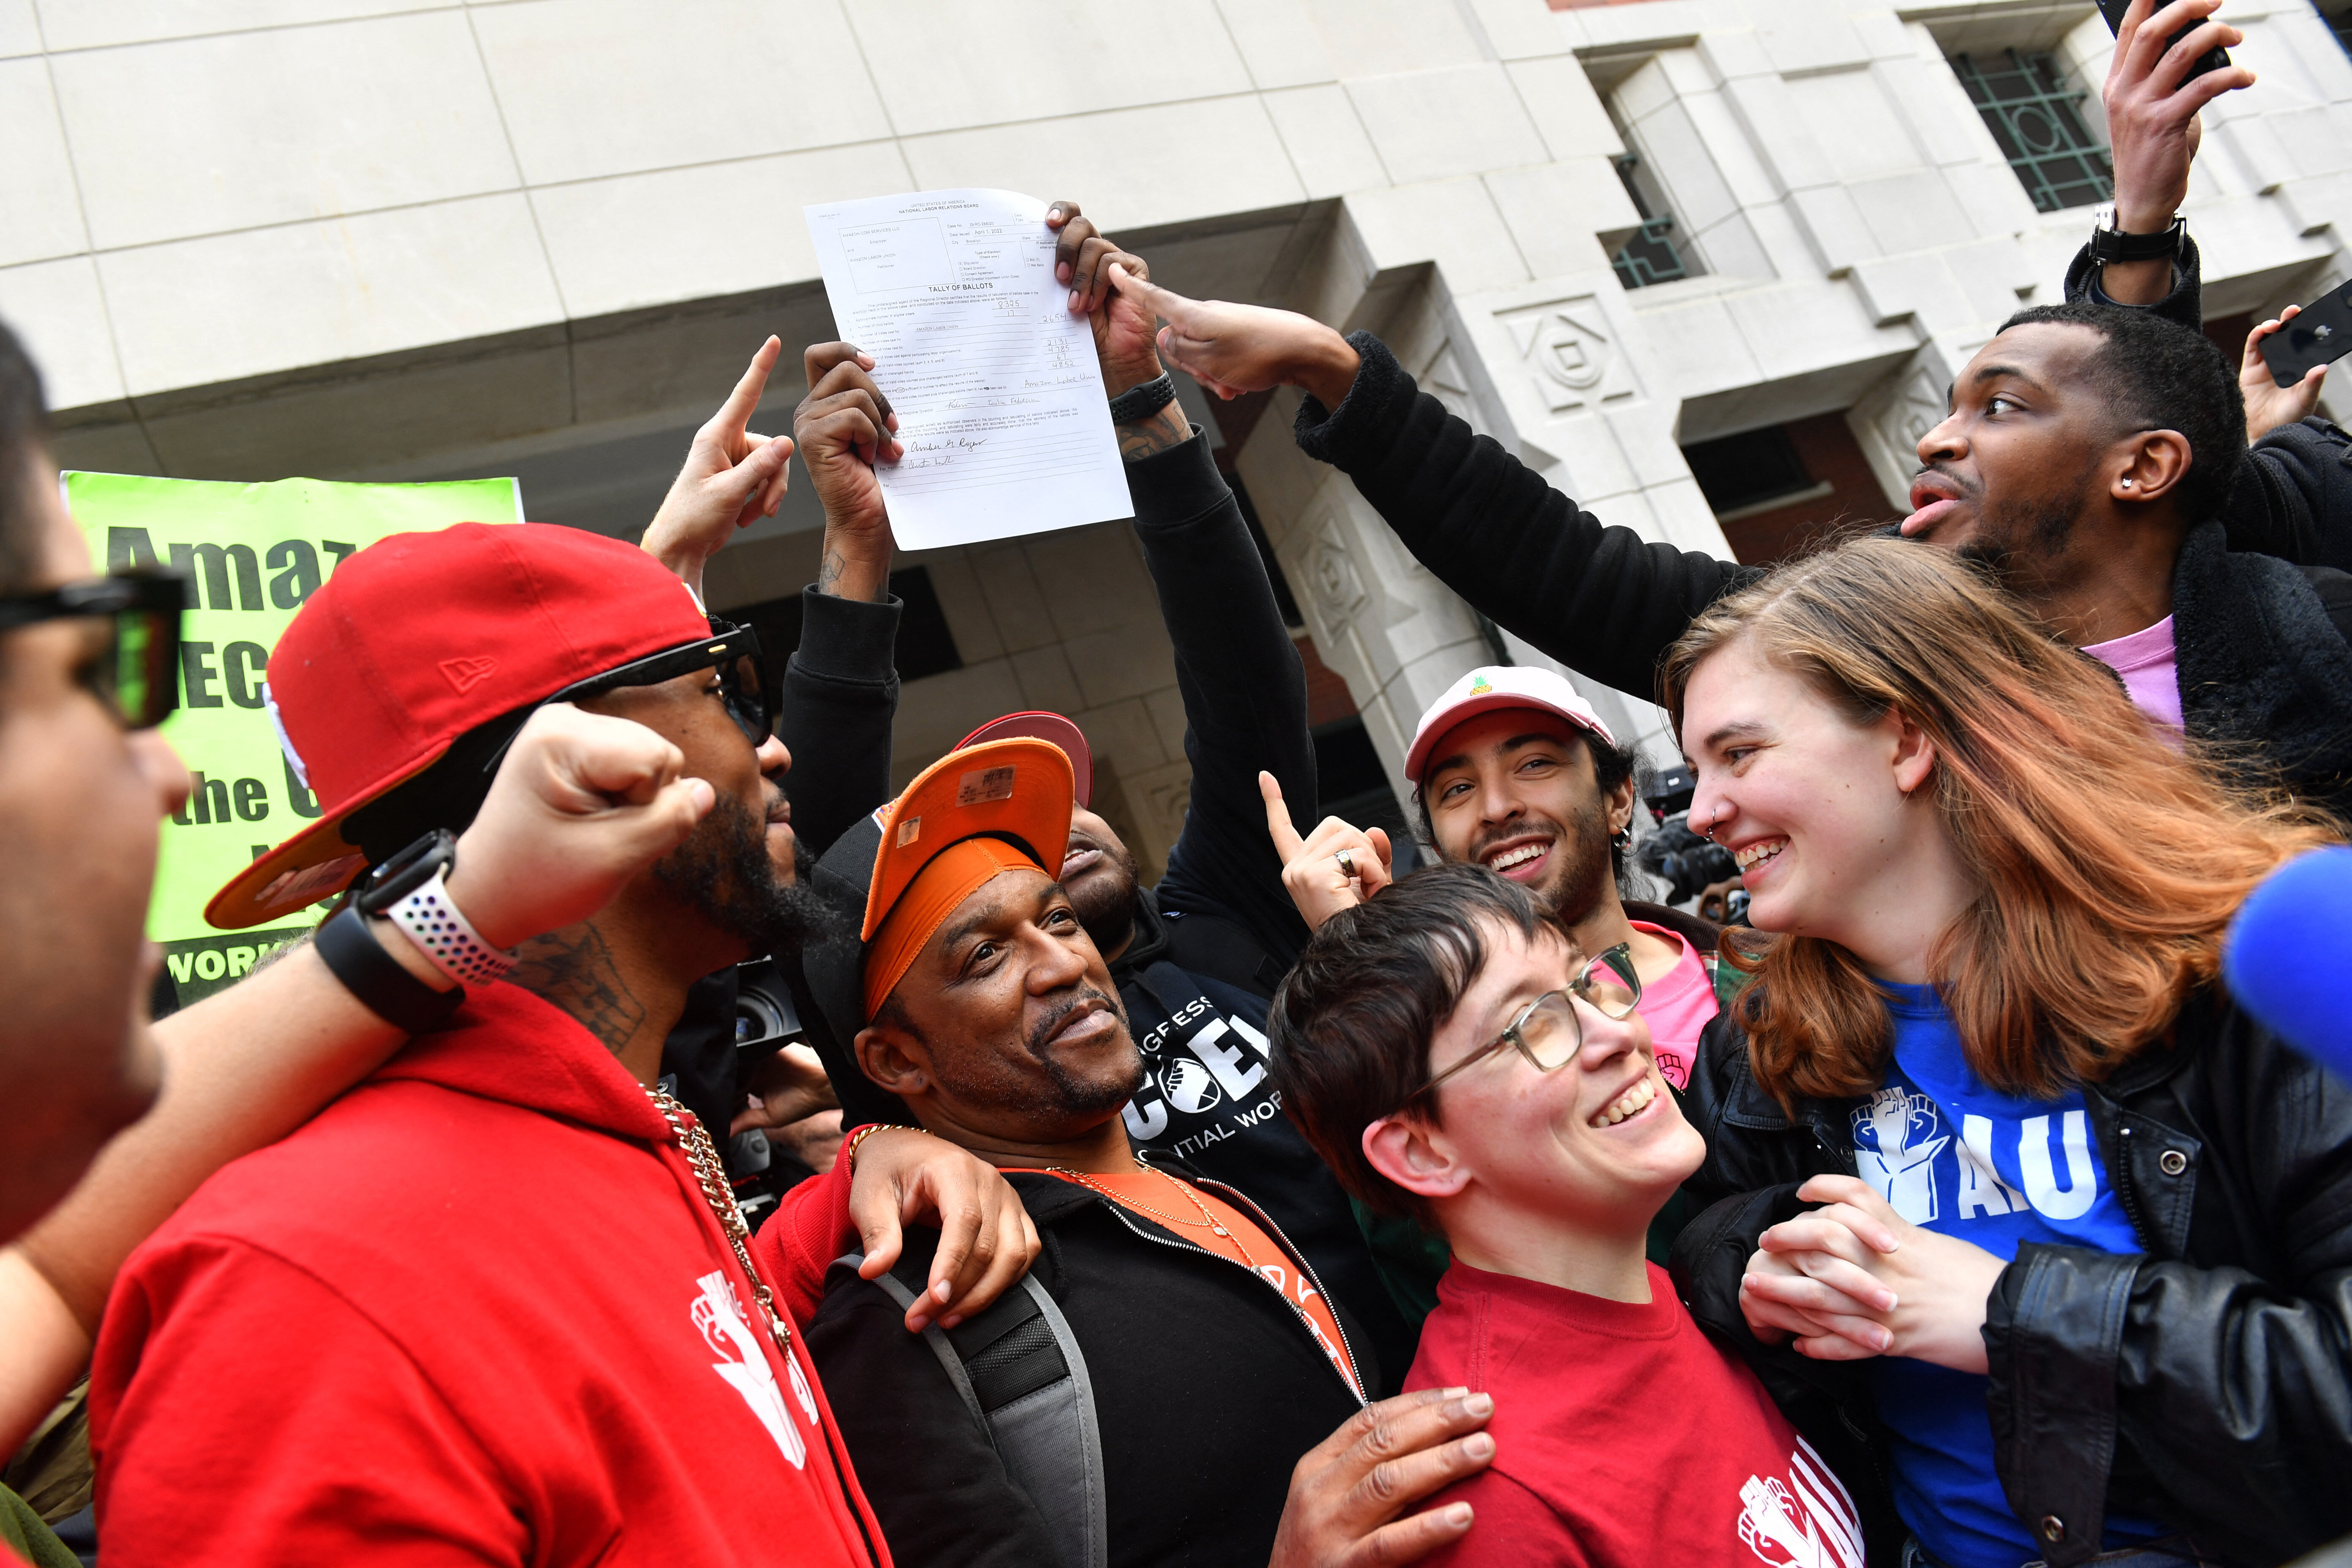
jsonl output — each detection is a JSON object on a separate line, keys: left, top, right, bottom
{"left": 83, "top": 517, "right": 1011, "bottom": 1565}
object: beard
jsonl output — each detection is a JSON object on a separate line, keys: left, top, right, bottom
{"left": 1066, "top": 841, "right": 1141, "bottom": 954}
{"left": 924, "top": 984, "right": 1144, "bottom": 1122}
{"left": 653, "top": 792, "right": 838, "bottom": 956}
{"left": 1467, "top": 797, "right": 1617, "bottom": 928}
{"left": 1951, "top": 466, "right": 2096, "bottom": 592}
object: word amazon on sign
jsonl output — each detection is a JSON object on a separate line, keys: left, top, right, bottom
{"left": 65, "top": 471, "right": 523, "bottom": 1007}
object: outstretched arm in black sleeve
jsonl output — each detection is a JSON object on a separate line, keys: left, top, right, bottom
{"left": 1115, "top": 268, "right": 1755, "bottom": 701}
{"left": 1122, "top": 403, "right": 1319, "bottom": 970}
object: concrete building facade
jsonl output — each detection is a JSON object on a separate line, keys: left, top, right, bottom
{"left": 7, "top": 0, "right": 2350, "bottom": 870}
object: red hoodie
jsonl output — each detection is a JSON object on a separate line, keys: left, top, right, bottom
{"left": 89, "top": 984, "right": 887, "bottom": 1567}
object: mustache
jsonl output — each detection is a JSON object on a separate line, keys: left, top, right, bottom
{"left": 1025, "top": 986, "right": 1124, "bottom": 1059}
{"left": 1914, "top": 463, "right": 1980, "bottom": 500}
{"left": 1467, "top": 814, "right": 1564, "bottom": 863}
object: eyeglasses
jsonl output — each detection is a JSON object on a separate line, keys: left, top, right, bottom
{"left": 481, "top": 620, "right": 771, "bottom": 774}
{"left": 1400, "top": 943, "right": 1644, "bottom": 1111}
{"left": 0, "top": 571, "right": 187, "bottom": 731}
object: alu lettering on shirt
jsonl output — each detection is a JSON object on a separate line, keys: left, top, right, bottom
{"left": 692, "top": 1270, "right": 818, "bottom": 1468}
{"left": 1849, "top": 1085, "right": 2099, "bottom": 1226}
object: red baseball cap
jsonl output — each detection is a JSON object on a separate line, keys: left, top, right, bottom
{"left": 207, "top": 521, "right": 713, "bottom": 930}
{"left": 955, "top": 711, "right": 1093, "bottom": 807}
{"left": 1403, "top": 665, "right": 1617, "bottom": 787}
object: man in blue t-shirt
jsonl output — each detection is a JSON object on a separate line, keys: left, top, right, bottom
{"left": 1852, "top": 985, "right": 2167, "bottom": 1568}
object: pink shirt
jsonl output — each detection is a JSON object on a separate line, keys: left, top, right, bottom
{"left": 1629, "top": 922, "right": 1719, "bottom": 1092}
{"left": 2083, "top": 614, "right": 2184, "bottom": 734}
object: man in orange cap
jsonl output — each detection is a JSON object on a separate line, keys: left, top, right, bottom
{"left": 800, "top": 735, "right": 1501, "bottom": 1568}
{"left": 786, "top": 201, "right": 1416, "bottom": 1391}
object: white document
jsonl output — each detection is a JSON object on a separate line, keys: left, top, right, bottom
{"left": 803, "top": 188, "right": 1133, "bottom": 550}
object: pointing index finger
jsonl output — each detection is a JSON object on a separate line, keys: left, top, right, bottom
{"left": 713, "top": 336, "right": 781, "bottom": 438}
{"left": 1106, "top": 261, "right": 1187, "bottom": 327}
{"left": 1260, "top": 771, "right": 1308, "bottom": 862}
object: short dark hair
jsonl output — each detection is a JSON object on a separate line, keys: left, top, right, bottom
{"left": 1411, "top": 724, "right": 1640, "bottom": 884}
{"left": 1270, "top": 863, "right": 1556, "bottom": 1226}
{"left": 0, "top": 318, "right": 52, "bottom": 597}
{"left": 1995, "top": 301, "right": 2245, "bottom": 522}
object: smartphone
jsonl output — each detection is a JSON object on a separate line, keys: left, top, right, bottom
{"left": 2096, "top": 0, "right": 2233, "bottom": 83}
{"left": 2260, "top": 279, "right": 2352, "bottom": 389}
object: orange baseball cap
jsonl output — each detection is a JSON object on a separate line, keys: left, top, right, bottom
{"left": 859, "top": 737, "right": 1077, "bottom": 1018}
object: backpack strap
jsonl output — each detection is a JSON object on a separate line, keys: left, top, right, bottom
{"left": 827, "top": 1253, "right": 986, "bottom": 1427}
{"left": 829, "top": 1255, "right": 1108, "bottom": 1568}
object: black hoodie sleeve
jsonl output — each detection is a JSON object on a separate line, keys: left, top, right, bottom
{"left": 1131, "top": 428, "right": 1317, "bottom": 968}
{"left": 773, "top": 587, "right": 900, "bottom": 859}
{"left": 1293, "top": 332, "right": 1757, "bottom": 700}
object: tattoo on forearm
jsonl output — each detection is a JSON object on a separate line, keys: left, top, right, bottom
{"left": 1117, "top": 401, "right": 1192, "bottom": 463}
{"left": 509, "top": 925, "right": 647, "bottom": 1059}
{"left": 817, "top": 547, "right": 847, "bottom": 598}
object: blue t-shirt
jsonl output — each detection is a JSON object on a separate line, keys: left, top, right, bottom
{"left": 1862, "top": 984, "right": 2161, "bottom": 1568}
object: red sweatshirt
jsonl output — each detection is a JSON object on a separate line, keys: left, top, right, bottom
{"left": 1410, "top": 1263, "right": 1865, "bottom": 1568}
{"left": 89, "top": 985, "right": 886, "bottom": 1567}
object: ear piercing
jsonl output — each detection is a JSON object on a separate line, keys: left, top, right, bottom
{"left": 2121, "top": 480, "right": 2134, "bottom": 489}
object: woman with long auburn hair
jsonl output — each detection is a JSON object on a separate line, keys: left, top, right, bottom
{"left": 1658, "top": 538, "right": 2352, "bottom": 1568}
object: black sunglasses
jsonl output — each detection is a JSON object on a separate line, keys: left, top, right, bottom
{"left": 0, "top": 571, "right": 187, "bottom": 731}
{"left": 481, "top": 620, "right": 771, "bottom": 774}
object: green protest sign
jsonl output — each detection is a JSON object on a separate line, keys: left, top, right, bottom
{"left": 64, "top": 472, "right": 523, "bottom": 1006}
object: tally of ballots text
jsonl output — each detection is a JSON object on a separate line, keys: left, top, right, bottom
{"left": 803, "top": 189, "right": 1133, "bottom": 549}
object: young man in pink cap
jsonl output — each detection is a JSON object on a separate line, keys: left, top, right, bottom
{"left": 1262, "top": 664, "right": 1743, "bottom": 1315}
{"left": 1272, "top": 664, "right": 1739, "bottom": 1097}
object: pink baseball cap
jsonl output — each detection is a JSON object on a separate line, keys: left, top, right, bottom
{"left": 1404, "top": 665, "right": 1616, "bottom": 786}
{"left": 955, "top": 711, "right": 1094, "bottom": 808}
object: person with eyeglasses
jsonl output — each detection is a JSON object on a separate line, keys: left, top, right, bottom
{"left": 1268, "top": 862, "right": 1866, "bottom": 1568}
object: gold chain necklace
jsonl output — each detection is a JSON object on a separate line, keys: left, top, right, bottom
{"left": 1049, "top": 1159, "right": 1260, "bottom": 1271}
{"left": 647, "top": 1086, "right": 791, "bottom": 1353}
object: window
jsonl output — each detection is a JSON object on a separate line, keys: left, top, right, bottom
{"left": 1952, "top": 51, "right": 2112, "bottom": 213}
{"left": 726, "top": 564, "right": 963, "bottom": 687}
{"left": 2325, "top": 1, "right": 2352, "bottom": 56}
{"left": 1610, "top": 154, "right": 1690, "bottom": 290}
{"left": 1682, "top": 425, "right": 1818, "bottom": 517}
{"left": 1312, "top": 716, "right": 1420, "bottom": 868}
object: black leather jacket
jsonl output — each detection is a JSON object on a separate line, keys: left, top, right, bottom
{"left": 1669, "top": 987, "right": 2352, "bottom": 1568}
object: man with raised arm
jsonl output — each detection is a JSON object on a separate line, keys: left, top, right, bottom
{"left": 2061, "top": 0, "right": 2352, "bottom": 565}
{"left": 770, "top": 203, "right": 1415, "bottom": 1381}
{"left": 1112, "top": 0, "right": 2352, "bottom": 819}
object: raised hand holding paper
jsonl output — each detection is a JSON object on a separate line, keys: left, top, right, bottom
{"left": 803, "top": 188, "right": 1131, "bottom": 549}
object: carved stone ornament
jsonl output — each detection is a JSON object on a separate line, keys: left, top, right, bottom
{"left": 1421, "top": 342, "right": 1483, "bottom": 433}
{"left": 1880, "top": 366, "right": 1945, "bottom": 455}
{"left": 1496, "top": 296, "right": 1640, "bottom": 416}
{"left": 1306, "top": 512, "right": 1370, "bottom": 630}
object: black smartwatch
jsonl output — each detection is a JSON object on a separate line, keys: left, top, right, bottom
{"left": 313, "top": 830, "right": 465, "bottom": 1032}
{"left": 1107, "top": 370, "right": 1177, "bottom": 425}
{"left": 2087, "top": 208, "right": 2187, "bottom": 266}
